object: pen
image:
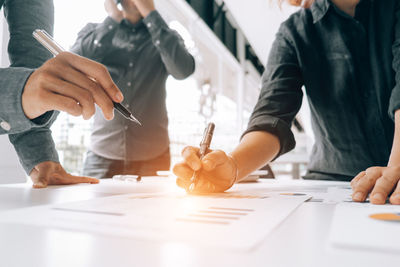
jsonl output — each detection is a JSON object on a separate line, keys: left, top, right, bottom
{"left": 189, "top": 122, "right": 215, "bottom": 192}
{"left": 32, "top": 29, "right": 141, "bottom": 126}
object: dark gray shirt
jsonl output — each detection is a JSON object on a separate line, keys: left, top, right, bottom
{"left": 71, "top": 11, "right": 195, "bottom": 161}
{"left": 244, "top": 0, "right": 400, "bottom": 181}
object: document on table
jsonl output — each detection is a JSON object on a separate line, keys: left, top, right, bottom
{"left": 329, "top": 203, "right": 400, "bottom": 253}
{"left": 0, "top": 192, "right": 309, "bottom": 251}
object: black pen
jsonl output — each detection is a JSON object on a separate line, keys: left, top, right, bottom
{"left": 32, "top": 29, "right": 141, "bottom": 125}
{"left": 189, "top": 122, "right": 215, "bottom": 192}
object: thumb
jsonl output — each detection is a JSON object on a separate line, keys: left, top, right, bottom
{"left": 32, "top": 164, "right": 53, "bottom": 188}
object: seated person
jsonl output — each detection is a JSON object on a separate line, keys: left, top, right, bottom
{"left": 0, "top": 0, "right": 124, "bottom": 187}
{"left": 173, "top": 0, "right": 400, "bottom": 205}
{"left": 71, "top": 0, "right": 195, "bottom": 178}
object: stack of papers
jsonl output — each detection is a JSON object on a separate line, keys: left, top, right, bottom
{"left": 0, "top": 192, "right": 309, "bottom": 251}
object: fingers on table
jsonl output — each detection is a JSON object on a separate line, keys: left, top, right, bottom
{"left": 389, "top": 182, "right": 400, "bottom": 205}
{"left": 350, "top": 171, "right": 366, "bottom": 190}
{"left": 369, "top": 171, "right": 399, "bottom": 204}
{"left": 352, "top": 168, "right": 382, "bottom": 202}
{"left": 48, "top": 173, "right": 99, "bottom": 185}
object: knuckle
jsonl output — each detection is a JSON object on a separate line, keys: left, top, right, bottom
{"left": 182, "top": 146, "right": 195, "bottom": 157}
{"left": 81, "top": 91, "right": 94, "bottom": 104}
{"left": 213, "top": 150, "right": 226, "bottom": 157}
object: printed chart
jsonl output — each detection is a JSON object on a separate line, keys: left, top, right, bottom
{"left": 0, "top": 192, "right": 309, "bottom": 251}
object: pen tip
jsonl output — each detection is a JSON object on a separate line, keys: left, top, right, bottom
{"left": 130, "top": 115, "right": 142, "bottom": 126}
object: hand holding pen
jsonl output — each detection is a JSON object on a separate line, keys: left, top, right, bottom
{"left": 189, "top": 122, "right": 215, "bottom": 192}
{"left": 173, "top": 123, "right": 239, "bottom": 194}
{"left": 24, "top": 29, "right": 141, "bottom": 125}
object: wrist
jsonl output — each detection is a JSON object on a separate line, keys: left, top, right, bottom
{"left": 140, "top": 7, "right": 155, "bottom": 18}
{"left": 109, "top": 13, "right": 123, "bottom": 22}
{"left": 228, "top": 154, "right": 239, "bottom": 186}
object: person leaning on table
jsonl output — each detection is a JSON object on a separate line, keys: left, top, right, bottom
{"left": 173, "top": 0, "right": 400, "bottom": 205}
{"left": 0, "top": 0, "right": 126, "bottom": 187}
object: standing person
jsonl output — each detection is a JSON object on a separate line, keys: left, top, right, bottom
{"left": 72, "top": 0, "right": 195, "bottom": 178}
{"left": 173, "top": 0, "right": 400, "bottom": 205}
{"left": 0, "top": 0, "right": 125, "bottom": 187}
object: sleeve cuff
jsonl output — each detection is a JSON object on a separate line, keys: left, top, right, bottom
{"left": 143, "top": 10, "right": 169, "bottom": 36}
{"left": 0, "top": 67, "right": 56, "bottom": 135}
{"left": 8, "top": 127, "right": 60, "bottom": 174}
{"left": 101, "top": 16, "right": 120, "bottom": 30}
{"left": 241, "top": 114, "right": 296, "bottom": 160}
{"left": 389, "top": 85, "right": 400, "bottom": 120}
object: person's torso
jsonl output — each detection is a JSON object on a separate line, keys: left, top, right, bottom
{"left": 90, "top": 21, "right": 170, "bottom": 161}
{"left": 283, "top": 0, "right": 396, "bottom": 178}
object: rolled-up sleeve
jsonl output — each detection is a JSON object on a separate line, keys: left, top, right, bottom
{"left": 389, "top": 2, "right": 400, "bottom": 119}
{"left": 242, "top": 28, "right": 304, "bottom": 159}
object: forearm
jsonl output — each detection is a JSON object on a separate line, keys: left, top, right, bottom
{"left": 230, "top": 131, "right": 280, "bottom": 181}
{"left": 143, "top": 11, "right": 195, "bottom": 79}
{"left": 388, "top": 109, "right": 400, "bottom": 167}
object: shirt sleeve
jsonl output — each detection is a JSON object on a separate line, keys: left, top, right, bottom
{"left": 70, "top": 17, "right": 118, "bottom": 60}
{"left": 389, "top": 2, "right": 400, "bottom": 119}
{"left": 2, "top": 0, "right": 59, "bottom": 174}
{"left": 143, "top": 11, "right": 195, "bottom": 80}
{"left": 242, "top": 27, "right": 304, "bottom": 159}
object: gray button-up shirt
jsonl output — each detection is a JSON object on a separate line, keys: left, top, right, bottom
{"left": 71, "top": 11, "right": 195, "bottom": 161}
{"left": 243, "top": 0, "right": 400, "bottom": 181}
{"left": 0, "top": 0, "right": 59, "bottom": 173}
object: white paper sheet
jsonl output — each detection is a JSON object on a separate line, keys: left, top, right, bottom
{"left": 0, "top": 192, "right": 309, "bottom": 251}
{"left": 329, "top": 203, "right": 400, "bottom": 253}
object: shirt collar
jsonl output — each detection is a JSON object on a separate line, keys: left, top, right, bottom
{"left": 121, "top": 18, "right": 144, "bottom": 31}
{"left": 310, "top": 0, "right": 372, "bottom": 23}
{"left": 310, "top": 0, "right": 331, "bottom": 24}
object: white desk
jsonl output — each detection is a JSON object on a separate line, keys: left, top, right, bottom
{"left": 0, "top": 178, "right": 399, "bottom": 267}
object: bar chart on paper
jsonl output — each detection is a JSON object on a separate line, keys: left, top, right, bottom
{"left": 0, "top": 192, "right": 309, "bottom": 251}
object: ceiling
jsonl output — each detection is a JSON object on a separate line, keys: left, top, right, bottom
{"left": 223, "top": 0, "right": 298, "bottom": 65}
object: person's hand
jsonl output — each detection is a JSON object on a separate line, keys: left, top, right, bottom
{"left": 351, "top": 166, "right": 400, "bottom": 205}
{"left": 131, "top": 0, "right": 155, "bottom": 17}
{"left": 22, "top": 52, "right": 124, "bottom": 121}
{"left": 30, "top": 161, "right": 99, "bottom": 188}
{"left": 172, "top": 146, "right": 237, "bottom": 194}
{"left": 104, "top": 0, "right": 123, "bottom": 22}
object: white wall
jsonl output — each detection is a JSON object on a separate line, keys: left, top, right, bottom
{"left": 0, "top": 12, "right": 27, "bottom": 183}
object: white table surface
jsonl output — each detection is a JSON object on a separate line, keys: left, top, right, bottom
{"left": 0, "top": 178, "right": 399, "bottom": 267}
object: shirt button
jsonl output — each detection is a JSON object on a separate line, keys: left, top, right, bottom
{"left": 127, "top": 82, "right": 132, "bottom": 87}
{"left": 125, "top": 104, "right": 130, "bottom": 108}
{"left": 94, "top": 40, "right": 102, "bottom": 47}
{"left": 0, "top": 121, "right": 11, "bottom": 131}
{"left": 108, "top": 25, "right": 113, "bottom": 30}
{"left": 155, "top": 40, "right": 160, "bottom": 46}
{"left": 147, "top": 22, "right": 152, "bottom": 28}
{"left": 124, "top": 126, "right": 129, "bottom": 131}
{"left": 131, "top": 28, "right": 136, "bottom": 33}
{"left": 129, "top": 62, "right": 133, "bottom": 67}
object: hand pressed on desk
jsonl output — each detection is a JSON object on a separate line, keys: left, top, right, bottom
{"left": 351, "top": 166, "right": 400, "bottom": 205}
{"left": 173, "top": 146, "right": 237, "bottom": 194}
{"left": 30, "top": 161, "right": 99, "bottom": 188}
